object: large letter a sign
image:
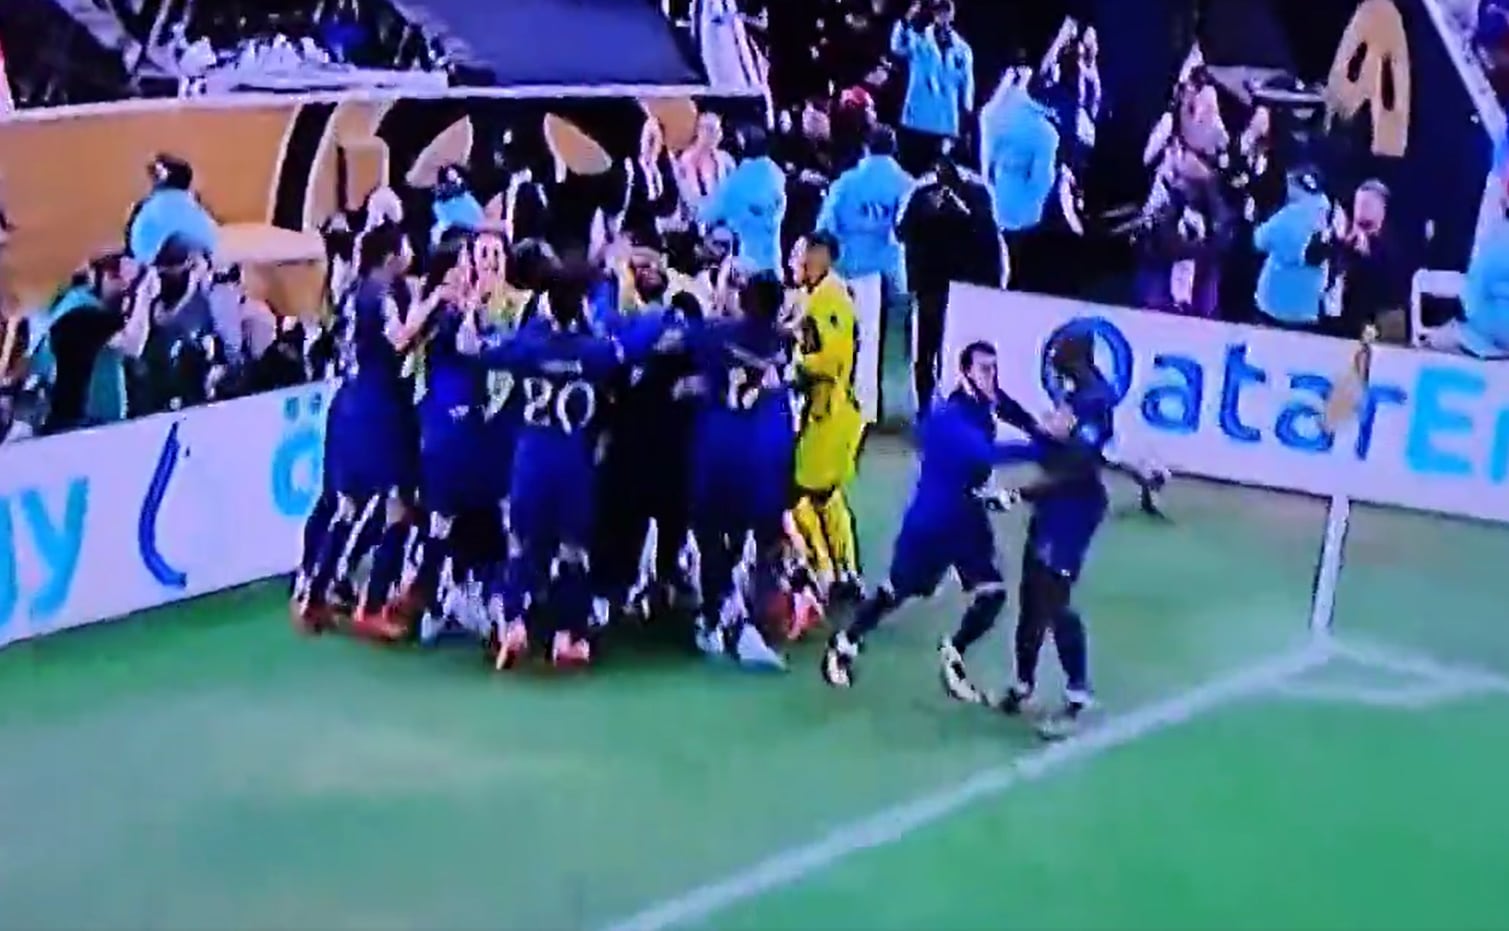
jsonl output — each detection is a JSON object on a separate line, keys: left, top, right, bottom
{"left": 1327, "top": 0, "right": 1412, "bottom": 157}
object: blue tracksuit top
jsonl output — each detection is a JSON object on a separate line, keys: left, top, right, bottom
{"left": 1254, "top": 192, "right": 1330, "bottom": 324}
{"left": 700, "top": 156, "right": 787, "bottom": 274}
{"left": 816, "top": 154, "right": 914, "bottom": 280}
{"left": 891, "top": 22, "right": 974, "bottom": 139}
{"left": 980, "top": 89, "right": 1060, "bottom": 233}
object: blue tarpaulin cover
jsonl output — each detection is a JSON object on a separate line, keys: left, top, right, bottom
{"left": 404, "top": 0, "right": 707, "bottom": 87}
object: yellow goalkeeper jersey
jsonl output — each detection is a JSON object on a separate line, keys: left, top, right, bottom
{"left": 797, "top": 274, "right": 859, "bottom": 423}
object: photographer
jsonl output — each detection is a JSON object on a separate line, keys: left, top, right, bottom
{"left": 899, "top": 151, "right": 1000, "bottom": 413}
{"left": 1134, "top": 141, "right": 1234, "bottom": 318}
{"left": 42, "top": 253, "right": 152, "bottom": 433}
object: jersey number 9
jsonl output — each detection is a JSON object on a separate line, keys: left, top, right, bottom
{"left": 522, "top": 376, "right": 596, "bottom": 432}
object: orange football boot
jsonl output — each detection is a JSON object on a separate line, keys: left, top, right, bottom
{"left": 493, "top": 619, "right": 530, "bottom": 670}
{"left": 551, "top": 631, "right": 592, "bottom": 669}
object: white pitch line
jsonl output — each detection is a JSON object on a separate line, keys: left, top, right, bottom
{"left": 1331, "top": 640, "right": 1509, "bottom": 696}
{"left": 598, "top": 645, "right": 1329, "bottom": 931}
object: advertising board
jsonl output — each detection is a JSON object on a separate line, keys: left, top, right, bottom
{"left": 944, "top": 285, "right": 1509, "bottom": 523}
{"left": 0, "top": 385, "right": 326, "bottom": 648}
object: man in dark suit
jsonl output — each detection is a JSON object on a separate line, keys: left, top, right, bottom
{"left": 898, "top": 151, "right": 1001, "bottom": 414}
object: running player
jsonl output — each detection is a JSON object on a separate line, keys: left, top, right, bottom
{"left": 819, "top": 339, "right": 1042, "bottom": 698}
{"left": 789, "top": 232, "right": 865, "bottom": 605}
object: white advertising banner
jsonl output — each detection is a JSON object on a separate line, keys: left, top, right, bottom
{"left": 943, "top": 285, "right": 1509, "bottom": 524}
{"left": 0, "top": 385, "right": 329, "bottom": 649}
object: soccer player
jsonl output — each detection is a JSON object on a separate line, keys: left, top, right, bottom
{"left": 593, "top": 252, "right": 700, "bottom": 623}
{"left": 820, "top": 339, "right": 1043, "bottom": 700}
{"left": 815, "top": 126, "right": 914, "bottom": 424}
{"left": 686, "top": 271, "right": 795, "bottom": 670}
{"left": 463, "top": 260, "right": 622, "bottom": 668}
{"left": 994, "top": 326, "right": 1117, "bottom": 738}
{"left": 298, "top": 223, "right": 439, "bottom": 640}
{"left": 410, "top": 239, "right": 497, "bottom": 644}
{"left": 789, "top": 232, "right": 865, "bottom": 605}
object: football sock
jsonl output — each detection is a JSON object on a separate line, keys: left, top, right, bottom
{"left": 363, "top": 521, "right": 410, "bottom": 610}
{"left": 818, "top": 488, "right": 859, "bottom": 577}
{"left": 951, "top": 585, "right": 1006, "bottom": 654}
{"left": 298, "top": 491, "right": 337, "bottom": 576}
{"left": 792, "top": 497, "right": 834, "bottom": 580}
{"left": 1052, "top": 608, "right": 1090, "bottom": 695}
{"left": 553, "top": 555, "right": 594, "bottom": 640}
{"left": 845, "top": 585, "right": 900, "bottom": 641}
{"left": 1013, "top": 611, "right": 1049, "bottom": 693}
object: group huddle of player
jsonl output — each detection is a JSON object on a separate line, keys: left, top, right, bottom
{"left": 287, "top": 219, "right": 1166, "bottom": 738}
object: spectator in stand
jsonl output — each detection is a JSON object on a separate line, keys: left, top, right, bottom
{"left": 701, "top": 126, "right": 787, "bottom": 274}
{"left": 0, "top": 213, "right": 30, "bottom": 443}
{"left": 41, "top": 253, "right": 153, "bottom": 433}
{"left": 831, "top": 85, "right": 879, "bottom": 173}
{"left": 127, "top": 154, "right": 220, "bottom": 266}
{"left": 899, "top": 151, "right": 1000, "bottom": 414}
{"left": 616, "top": 116, "right": 683, "bottom": 243}
{"left": 1319, "top": 180, "right": 1409, "bottom": 339}
{"left": 1135, "top": 141, "right": 1234, "bottom": 318}
{"left": 817, "top": 124, "right": 913, "bottom": 423}
{"left": 676, "top": 113, "right": 736, "bottom": 218}
{"left": 1253, "top": 168, "right": 1331, "bottom": 331}
{"left": 891, "top": 0, "right": 974, "bottom": 175}
{"left": 981, "top": 68, "right": 1060, "bottom": 293}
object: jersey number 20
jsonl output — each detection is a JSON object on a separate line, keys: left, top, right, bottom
{"left": 522, "top": 376, "right": 596, "bottom": 432}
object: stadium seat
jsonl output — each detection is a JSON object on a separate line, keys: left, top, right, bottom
{"left": 1411, "top": 268, "right": 1466, "bottom": 348}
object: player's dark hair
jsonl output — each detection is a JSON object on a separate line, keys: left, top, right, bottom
{"left": 806, "top": 229, "right": 841, "bottom": 261}
{"left": 670, "top": 290, "right": 705, "bottom": 322}
{"left": 741, "top": 270, "right": 785, "bottom": 323}
{"left": 359, "top": 222, "right": 405, "bottom": 274}
{"left": 547, "top": 257, "right": 596, "bottom": 330}
{"left": 1051, "top": 328, "right": 1095, "bottom": 375}
{"left": 959, "top": 340, "right": 996, "bottom": 372}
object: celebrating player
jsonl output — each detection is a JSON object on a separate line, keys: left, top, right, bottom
{"left": 297, "top": 223, "right": 437, "bottom": 640}
{"left": 686, "top": 271, "right": 795, "bottom": 670}
{"left": 789, "top": 232, "right": 866, "bottom": 605}
{"left": 465, "top": 260, "right": 621, "bottom": 668}
{"left": 820, "top": 340, "right": 1036, "bottom": 698}
{"left": 994, "top": 325, "right": 1117, "bottom": 738}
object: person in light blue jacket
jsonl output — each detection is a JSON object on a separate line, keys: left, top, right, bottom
{"left": 127, "top": 154, "right": 219, "bottom": 265}
{"left": 1456, "top": 204, "right": 1509, "bottom": 357}
{"left": 816, "top": 126, "right": 914, "bottom": 285}
{"left": 816, "top": 125, "right": 915, "bottom": 423}
{"left": 700, "top": 127, "right": 786, "bottom": 274}
{"left": 1253, "top": 169, "right": 1330, "bottom": 327}
{"left": 430, "top": 164, "right": 487, "bottom": 246}
{"left": 980, "top": 71, "right": 1059, "bottom": 236}
{"left": 891, "top": 0, "right": 974, "bottom": 173}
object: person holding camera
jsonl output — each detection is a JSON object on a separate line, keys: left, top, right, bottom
{"left": 1134, "top": 141, "right": 1234, "bottom": 318}
{"left": 899, "top": 151, "right": 1000, "bottom": 414}
{"left": 891, "top": 0, "right": 974, "bottom": 175}
{"left": 41, "top": 253, "right": 153, "bottom": 433}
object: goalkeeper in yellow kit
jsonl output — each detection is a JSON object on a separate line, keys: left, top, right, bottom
{"left": 791, "top": 231, "right": 866, "bottom": 603}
